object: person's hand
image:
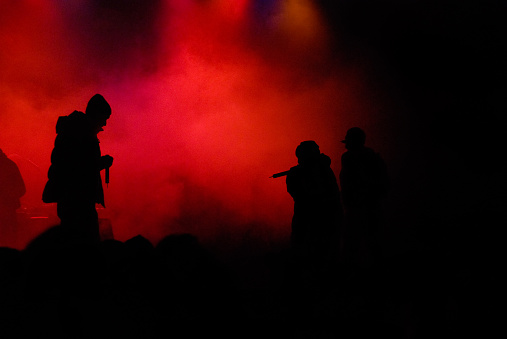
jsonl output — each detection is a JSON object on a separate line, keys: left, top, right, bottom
{"left": 102, "top": 155, "right": 113, "bottom": 168}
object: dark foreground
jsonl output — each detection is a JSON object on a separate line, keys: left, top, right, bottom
{"left": 0, "top": 223, "right": 491, "bottom": 339}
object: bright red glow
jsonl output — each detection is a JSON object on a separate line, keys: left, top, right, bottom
{"left": 1, "top": 1, "right": 381, "bottom": 249}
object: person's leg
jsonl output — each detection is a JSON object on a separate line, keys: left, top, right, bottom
{"left": 57, "top": 201, "right": 99, "bottom": 242}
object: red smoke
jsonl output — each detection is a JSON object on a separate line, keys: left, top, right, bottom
{"left": 1, "top": 1, "right": 385, "bottom": 249}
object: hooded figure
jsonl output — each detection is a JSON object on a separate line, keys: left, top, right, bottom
{"left": 43, "top": 94, "right": 113, "bottom": 241}
{"left": 286, "top": 141, "right": 343, "bottom": 253}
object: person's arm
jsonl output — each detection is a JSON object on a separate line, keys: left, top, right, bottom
{"left": 286, "top": 166, "right": 299, "bottom": 200}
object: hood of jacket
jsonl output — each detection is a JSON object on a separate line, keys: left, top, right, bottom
{"left": 55, "top": 110, "right": 93, "bottom": 137}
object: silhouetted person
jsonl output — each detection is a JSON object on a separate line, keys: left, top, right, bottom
{"left": 339, "top": 127, "right": 389, "bottom": 268}
{"left": 0, "top": 148, "right": 26, "bottom": 244}
{"left": 42, "top": 94, "right": 113, "bottom": 242}
{"left": 286, "top": 141, "right": 343, "bottom": 252}
{"left": 283, "top": 141, "right": 343, "bottom": 325}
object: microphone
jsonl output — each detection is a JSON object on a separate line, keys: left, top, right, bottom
{"left": 270, "top": 170, "right": 290, "bottom": 178}
{"left": 105, "top": 167, "right": 109, "bottom": 187}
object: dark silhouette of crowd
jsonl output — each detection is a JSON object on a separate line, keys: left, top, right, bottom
{"left": 0, "top": 227, "right": 240, "bottom": 338}
{"left": 0, "top": 223, "right": 461, "bottom": 339}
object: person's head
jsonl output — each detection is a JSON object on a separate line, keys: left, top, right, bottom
{"left": 341, "top": 127, "right": 366, "bottom": 150}
{"left": 295, "top": 140, "right": 320, "bottom": 165}
{"left": 86, "top": 94, "right": 111, "bottom": 134}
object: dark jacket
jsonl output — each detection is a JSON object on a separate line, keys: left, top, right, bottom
{"left": 339, "top": 147, "right": 389, "bottom": 211}
{"left": 43, "top": 111, "right": 105, "bottom": 207}
{"left": 286, "top": 153, "right": 342, "bottom": 240}
{"left": 0, "top": 150, "right": 26, "bottom": 210}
